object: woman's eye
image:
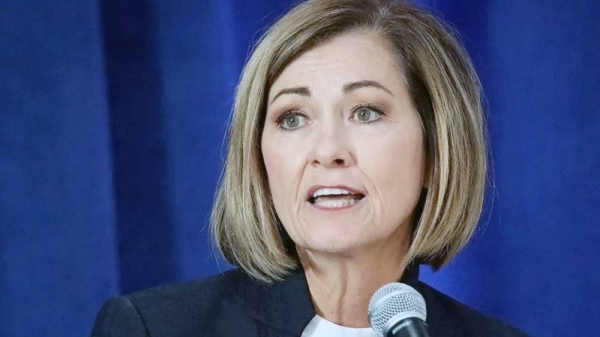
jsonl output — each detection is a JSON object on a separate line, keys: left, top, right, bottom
{"left": 278, "top": 113, "right": 306, "bottom": 130}
{"left": 352, "top": 106, "right": 382, "bottom": 123}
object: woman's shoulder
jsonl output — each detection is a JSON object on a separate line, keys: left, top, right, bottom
{"left": 125, "top": 268, "right": 248, "bottom": 305}
{"left": 415, "top": 281, "right": 529, "bottom": 336}
{"left": 91, "top": 269, "right": 256, "bottom": 337}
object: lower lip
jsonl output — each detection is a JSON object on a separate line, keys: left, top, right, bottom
{"left": 308, "top": 197, "right": 366, "bottom": 212}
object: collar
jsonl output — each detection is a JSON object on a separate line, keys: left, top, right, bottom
{"left": 242, "top": 262, "right": 421, "bottom": 336}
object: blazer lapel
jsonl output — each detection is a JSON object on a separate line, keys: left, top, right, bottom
{"left": 403, "top": 265, "right": 457, "bottom": 337}
{"left": 242, "top": 269, "right": 316, "bottom": 336}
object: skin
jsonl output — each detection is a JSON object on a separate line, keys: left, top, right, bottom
{"left": 261, "top": 32, "right": 426, "bottom": 328}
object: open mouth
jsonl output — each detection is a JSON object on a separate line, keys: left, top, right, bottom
{"left": 308, "top": 193, "right": 365, "bottom": 208}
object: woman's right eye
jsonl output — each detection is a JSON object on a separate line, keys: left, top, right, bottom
{"left": 278, "top": 113, "right": 306, "bottom": 130}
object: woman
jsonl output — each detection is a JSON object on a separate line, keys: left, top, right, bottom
{"left": 92, "top": 0, "right": 527, "bottom": 336}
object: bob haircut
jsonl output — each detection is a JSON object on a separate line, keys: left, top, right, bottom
{"left": 211, "top": 0, "right": 486, "bottom": 283}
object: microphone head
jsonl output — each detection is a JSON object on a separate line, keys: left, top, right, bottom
{"left": 368, "top": 283, "right": 427, "bottom": 334}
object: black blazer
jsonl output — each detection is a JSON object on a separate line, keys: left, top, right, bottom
{"left": 91, "top": 265, "right": 528, "bottom": 336}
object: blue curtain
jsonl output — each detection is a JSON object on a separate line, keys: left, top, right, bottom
{"left": 1, "top": 0, "right": 598, "bottom": 336}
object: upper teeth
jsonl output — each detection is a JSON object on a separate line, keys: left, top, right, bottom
{"left": 312, "top": 188, "right": 354, "bottom": 198}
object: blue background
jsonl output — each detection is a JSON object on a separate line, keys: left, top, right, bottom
{"left": 1, "top": 0, "right": 599, "bottom": 336}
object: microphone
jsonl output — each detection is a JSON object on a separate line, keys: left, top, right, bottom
{"left": 368, "top": 283, "right": 430, "bottom": 337}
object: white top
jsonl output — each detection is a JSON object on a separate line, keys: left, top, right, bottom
{"left": 301, "top": 315, "right": 380, "bottom": 337}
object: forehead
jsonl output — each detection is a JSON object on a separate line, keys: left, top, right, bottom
{"left": 268, "top": 32, "right": 406, "bottom": 98}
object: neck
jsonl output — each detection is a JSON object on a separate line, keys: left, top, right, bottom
{"left": 298, "top": 240, "right": 409, "bottom": 328}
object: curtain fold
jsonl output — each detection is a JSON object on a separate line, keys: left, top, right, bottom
{"left": 0, "top": 1, "right": 119, "bottom": 336}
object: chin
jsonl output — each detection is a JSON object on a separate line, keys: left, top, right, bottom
{"left": 300, "top": 231, "right": 371, "bottom": 256}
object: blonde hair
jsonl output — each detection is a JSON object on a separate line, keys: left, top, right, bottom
{"left": 211, "top": 0, "right": 486, "bottom": 283}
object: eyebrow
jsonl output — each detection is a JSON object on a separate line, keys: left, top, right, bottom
{"left": 269, "top": 80, "right": 393, "bottom": 104}
{"left": 269, "top": 87, "right": 310, "bottom": 104}
{"left": 343, "top": 80, "right": 393, "bottom": 96}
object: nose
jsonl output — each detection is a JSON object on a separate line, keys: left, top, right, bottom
{"left": 309, "top": 120, "right": 353, "bottom": 169}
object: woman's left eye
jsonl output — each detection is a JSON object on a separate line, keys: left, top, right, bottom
{"left": 351, "top": 105, "right": 383, "bottom": 123}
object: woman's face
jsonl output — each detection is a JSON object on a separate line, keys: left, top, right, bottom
{"left": 261, "top": 32, "right": 426, "bottom": 256}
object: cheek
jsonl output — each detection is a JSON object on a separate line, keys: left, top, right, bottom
{"left": 262, "top": 144, "right": 308, "bottom": 243}
{"left": 359, "top": 128, "right": 425, "bottom": 206}
{"left": 262, "top": 144, "right": 285, "bottom": 199}
{"left": 261, "top": 138, "right": 304, "bottom": 213}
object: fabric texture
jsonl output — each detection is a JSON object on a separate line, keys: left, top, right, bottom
{"left": 301, "top": 316, "right": 378, "bottom": 337}
{"left": 90, "top": 266, "right": 528, "bottom": 337}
